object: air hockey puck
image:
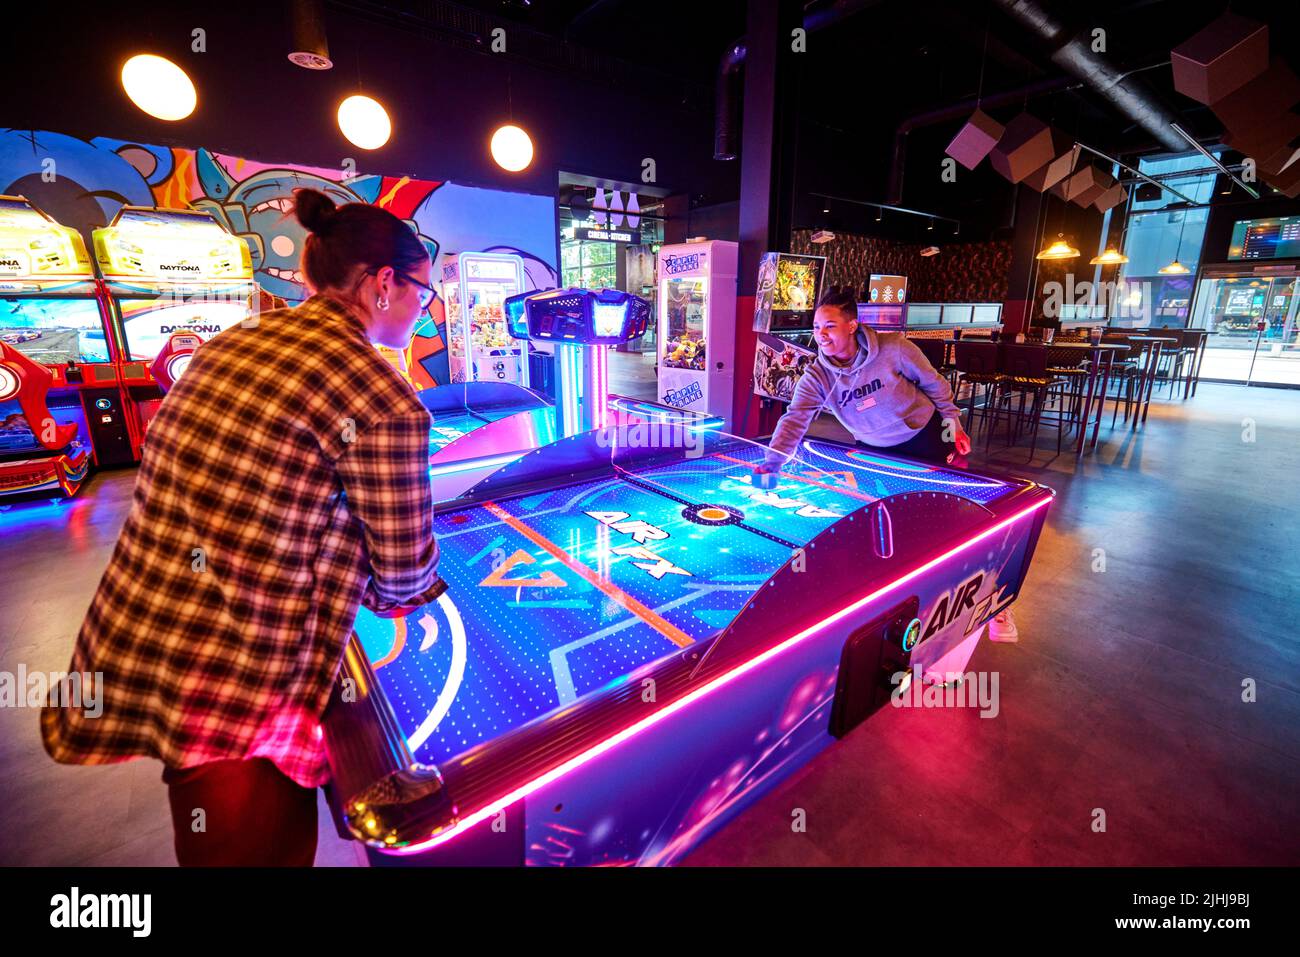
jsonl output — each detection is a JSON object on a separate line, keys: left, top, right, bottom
{"left": 683, "top": 503, "right": 744, "bottom": 527}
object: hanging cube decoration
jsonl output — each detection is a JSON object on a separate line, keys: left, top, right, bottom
{"left": 988, "top": 113, "right": 1055, "bottom": 184}
{"left": 1210, "top": 59, "right": 1300, "bottom": 145}
{"left": 1171, "top": 12, "right": 1268, "bottom": 105}
{"left": 1059, "top": 165, "right": 1111, "bottom": 206}
{"left": 1022, "top": 133, "right": 1079, "bottom": 192}
{"left": 944, "top": 110, "right": 1005, "bottom": 170}
{"left": 1093, "top": 183, "right": 1129, "bottom": 213}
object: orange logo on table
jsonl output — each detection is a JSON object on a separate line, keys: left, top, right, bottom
{"left": 480, "top": 549, "right": 566, "bottom": 588}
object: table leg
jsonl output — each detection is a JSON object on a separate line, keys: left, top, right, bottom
{"left": 1075, "top": 346, "right": 1101, "bottom": 456}
{"left": 1088, "top": 349, "right": 1114, "bottom": 452}
{"left": 1141, "top": 343, "right": 1163, "bottom": 424}
{"left": 1191, "top": 335, "right": 1207, "bottom": 397}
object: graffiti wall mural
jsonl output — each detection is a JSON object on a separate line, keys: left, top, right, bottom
{"left": 0, "top": 128, "right": 558, "bottom": 387}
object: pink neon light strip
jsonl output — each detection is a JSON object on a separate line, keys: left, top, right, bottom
{"left": 592, "top": 346, "right": 608, "bottom": 430}
{"left": 386, "top": 493, "right": 1053, "bottom": 855}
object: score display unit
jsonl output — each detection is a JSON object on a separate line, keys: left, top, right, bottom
{"left": 0, "top": 195, "right": 134, "bottom": 496}
{"left": 751, "top": 251, "right": 826, "bottom": 403}
{"left": 655, "top": 240, "right": 739, "bottom": 426}
{"left": 443, "top": 252, "right": 529, "bottom": 386}
{"left": 93, "top": 206, "right": 256, "bottom": 456}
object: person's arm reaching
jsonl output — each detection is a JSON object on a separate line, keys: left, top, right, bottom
{"left": 895, "top": 338, "right": 971, "bottom": 454}
{"left": 756, "top": 370, "right": 830, "bottom": 473}
{"left": 335, "top": 410, "right": 445, "bottom": 613}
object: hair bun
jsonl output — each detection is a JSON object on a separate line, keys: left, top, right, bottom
{"left": 293, "top": 188, "right": 338, "bottom": 235}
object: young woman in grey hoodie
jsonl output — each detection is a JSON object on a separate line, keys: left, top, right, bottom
{"left": 756, "top": 288, "right": 972, "bottom": 472}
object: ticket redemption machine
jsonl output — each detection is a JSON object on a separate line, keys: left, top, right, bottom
{"left": 751, "top": 251, "right": 826, "bottom": 405}
{"left": 655, "top": 240, "right": 738, "bottom": 427}
{"left": 0, "top": 196, "right": 137, "bottom": 498}
{"left": 93, "top": 207, "right": 255, "bottom": 457}
{"left": 442, "top": 252, "right": 530, "bottom": 386}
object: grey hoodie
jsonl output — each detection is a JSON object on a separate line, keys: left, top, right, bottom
{"left": 766, "top": 326, "right": 961, "bottom": 462}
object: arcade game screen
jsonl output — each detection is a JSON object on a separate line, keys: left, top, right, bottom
{"left": 116, "top": 297, "right": 250, "bottom": 361}
{"left": 0, "top": 298, "right": 110, "bottom": 365}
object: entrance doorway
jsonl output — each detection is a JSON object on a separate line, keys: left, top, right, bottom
{"left": 1189, "top": 263, "right": 1300, "bottom": 386}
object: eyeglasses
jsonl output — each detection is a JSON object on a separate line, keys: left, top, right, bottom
{"left": 397, "top": 271, "right": 437, "bottom": 309}
{"left": 356, "top": 268, "right": 436, "bottom": 309}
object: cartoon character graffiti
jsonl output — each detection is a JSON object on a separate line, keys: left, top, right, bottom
{"left": 190, "top": 150, "right": 440, "bottom": 302}
{"left": 0, "top": 130, "right": 558, "bottom": 388}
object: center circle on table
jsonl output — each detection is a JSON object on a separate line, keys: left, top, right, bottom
{"left": 683, "top": 503, "right": 744, "bottom": 526}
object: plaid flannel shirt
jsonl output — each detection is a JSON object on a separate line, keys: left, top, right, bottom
{"left": 41, "top": 294, "right": 444, "bottom": 787}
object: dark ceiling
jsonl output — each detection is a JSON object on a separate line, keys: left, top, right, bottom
{"left": 387, "top": 0, "right": 1300, "bottom": 240}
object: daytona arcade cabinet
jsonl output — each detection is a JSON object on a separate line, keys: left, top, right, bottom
{"left": 751, "top": 251, "right": 826, "bottom": 404}
{"left": 442, "top": 252, "right": 529, "bottom": 386}
{"left": 655, "top": 240, "right": 738, "bottom": 427}
{"left": 93, "top": 206, "right": 255, "bottom": 457}
{"left": 0, "top": 195, "right": 134, "bottom": 498}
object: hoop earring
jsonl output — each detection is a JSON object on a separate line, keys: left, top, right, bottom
{"left": 376, "top": 296, "right": 390, "bottom": 311}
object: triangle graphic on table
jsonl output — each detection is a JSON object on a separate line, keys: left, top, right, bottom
{"left": 480, "top": 549, "right": 567, "bottom": 588}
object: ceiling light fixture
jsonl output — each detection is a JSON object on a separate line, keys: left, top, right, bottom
{"left": 490, "top": 124, "right": 534, "bottom": 172}
{"left": 1090, "top": 247, "right": 1129, "bottom": 265}
{"left": 337, "top": 95, "right": 391, "bottom": 150}
{"left": 120, "top": 54, "right": 196, "bottom": 121}
{"left": 1036, "top": 234, "right": 1081, "bottom": 260}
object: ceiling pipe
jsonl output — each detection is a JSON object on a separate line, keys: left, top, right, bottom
{"left": 714, "top": 0, "right": 884, "bottom": 160}
{"left": 992, "top": 0, "right": 1187, "bottom": 153}
{"left": 714, "top": 42, "right": 747, "bottom": 161}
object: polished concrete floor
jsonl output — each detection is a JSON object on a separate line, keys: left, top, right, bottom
{"left": 2, "top": 357, "right": 1297, "bottom": 865}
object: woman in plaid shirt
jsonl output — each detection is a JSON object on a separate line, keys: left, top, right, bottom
{"left": 41, "top": 189, "right": 445, "bottom": 865}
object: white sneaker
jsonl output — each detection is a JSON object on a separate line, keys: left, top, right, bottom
{"left": 986, "top": 608, "right": 1019, "bottom": 643}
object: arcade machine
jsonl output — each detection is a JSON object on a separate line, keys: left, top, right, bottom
{"left": 442, "top": 252, "right": 530, "bottom": 386}
{"left": 751, "top": 251, "right": 826, "bottom": 405}
{"left": 856, "top": 273, "right": 909, "bottom": 332}
{"left": 422, "top": 287, "right": 651, "bottom": 501}
{"left": 655, "top": 240, "right": 739, "bottom": 427}
{"left": 93, "top": 206, "right": 255, "bottom": 457}
{"left": 0, "top": 196, "right": 134, "bottom": 498}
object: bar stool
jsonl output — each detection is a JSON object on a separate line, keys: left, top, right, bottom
{"left": 908, "top": 336, "right": 958, "bottom": 389}
{"left": 986, "top": 343, "right": 1068, "bottom": 459}
{"left": 952, "top": 341, "right": 1003, "bottom": 441}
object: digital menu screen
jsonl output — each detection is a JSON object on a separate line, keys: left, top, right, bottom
{"left": 1228, "top": 216, "right": 1300, "bottom": 260}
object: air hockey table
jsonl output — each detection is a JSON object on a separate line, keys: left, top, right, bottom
{"left": 420, "top": 381, "right": 555, "bottom": 499}
{"left": 422, "top": 382, "right": 724, "bottom": 502}
{"left": 323, "top": 426, "right": 1054, "bottom": 866}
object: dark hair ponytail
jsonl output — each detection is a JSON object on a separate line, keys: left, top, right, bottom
{"left": 293, "top": 188, "right": 429, "bottom": 292}
{"left": 816, "top": 285, "right": 858, "bottom": 318}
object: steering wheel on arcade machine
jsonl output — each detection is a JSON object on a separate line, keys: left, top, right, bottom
{"left": 0, "top": 341, "right": 80, "bottom": 450}
{"left": 150, "top": 332, "right": 205, "bottom": 393}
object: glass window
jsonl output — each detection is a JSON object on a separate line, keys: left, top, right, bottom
{"left": 906, "top": 304, "right": 943, "bottom": 325}
{"left": 1115, "top": 152, "right": 1220, "bottom": 328}
{"left": 661, "top": 278, "right": 706, "bottom": 369}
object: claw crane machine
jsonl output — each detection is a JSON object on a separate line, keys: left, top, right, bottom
{"left": 442, "top": 251, "right": 529, "bottom": 385}
{"left": 654, "top": 240, "right": 738, "bottom": 427}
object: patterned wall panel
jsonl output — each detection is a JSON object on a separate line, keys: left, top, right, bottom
{"left": 790, "top": 230, "right": 1012, "bottom": 303}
